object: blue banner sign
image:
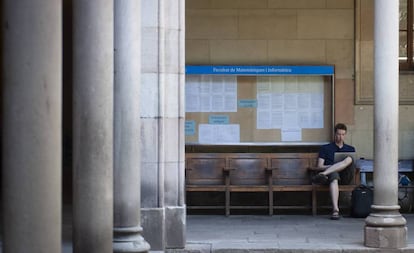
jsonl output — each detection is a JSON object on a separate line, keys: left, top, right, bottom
{"left": 186, "top": 65, "right": 334, "bottom": 75}
{"left": 238, "top": 99, "right": 257, "bottom": 108}
{"left": 185, "top": 120, "right": 196, "bottom": 136}
{"left": 208, "top": 115, "right": 230, "bottom": 124}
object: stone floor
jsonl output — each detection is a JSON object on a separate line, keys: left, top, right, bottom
{"left": 60, "top": 209, "right": 414, "bottom": 253}
{"left": 167, "top": 214, "right": 414, "bottom": 253}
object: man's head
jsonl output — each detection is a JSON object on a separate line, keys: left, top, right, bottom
{"left": 334, "top": 123, "right": 347, "bottom": 145}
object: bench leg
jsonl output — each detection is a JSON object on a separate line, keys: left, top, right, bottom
{"left": 225, "top": 174, "right": 230, "bottom": 216}
{"left": 225, "top": 189, "right": 230, "bottom": 216}
{"left": 312, "top": 187, "right": 317, "bottom": 216}
{"left": 269, "top": 190, "right": 273, "bottom": 216}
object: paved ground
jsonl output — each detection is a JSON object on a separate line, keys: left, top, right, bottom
{"left": 61, "top": 212, "right": 414, "bottom": 253}
{"left": 167, "top": 214, "right": 414, "bottom": 253}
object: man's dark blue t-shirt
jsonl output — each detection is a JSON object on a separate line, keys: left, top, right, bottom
{"left": 319, "top": 142, "right": 355, "bottom": 166}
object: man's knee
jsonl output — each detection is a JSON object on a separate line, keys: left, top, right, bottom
{"left": 328, "top": 172, "right": 340, "bottom": 182}
{"left": 343, "top": 156, "right": 353, "bottom": 167}
{"left": 337, "top": 157, "right": 353, "bottom": 170}
{"left": 330, "top": 179, "right": 338, "bottom": 186}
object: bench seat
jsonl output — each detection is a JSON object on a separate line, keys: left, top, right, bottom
{"left": 186, "top": 185, "right": 227, "bottom": 192}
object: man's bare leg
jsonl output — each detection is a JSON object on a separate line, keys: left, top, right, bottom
{"left": 320, "top": 157, "right": 353, "bottom": 176}
{"left": 330, "top": 179, "right": 340, "bottom": 213}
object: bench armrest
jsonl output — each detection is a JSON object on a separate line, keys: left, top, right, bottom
{"left": 354, "top": 167, "right": 361, "bottom": 185}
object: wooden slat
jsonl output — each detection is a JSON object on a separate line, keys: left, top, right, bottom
{"left": 228, "top": 185, "right": 269, "bottom": 192}
{"left": 186, "top": 185, "right": 226, "bottom": 192}
{"left": 312, "top": 185, "right": 355, "bottom": 192}
{"left": 273, "top": 206, "right": 312, "bottom": 210}
{"left": 229, "top": 206, "right": 269, "bottom": 210}
{"left": 186, "top": 206, "right": 225, "bottom": 209}
{"left": 272, "top": 185, "right": 313, "bottom": 191}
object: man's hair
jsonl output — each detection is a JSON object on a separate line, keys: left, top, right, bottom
{"left": 334, "top": 123, "right": 347, "bottom": 133}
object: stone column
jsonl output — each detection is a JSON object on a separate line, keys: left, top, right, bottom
{"left": 2, "top": 1, "right": 62, "bottom": 253}
{"left": 72, "top": 1, "right": 114, "bottom": 252}
{"left": 140, "top": 0, "right": 186, "bottom": 250}
{"left": 364, "top": 0, "right": 407, "bottom": 248}
{"left": 113, "top": 0, "right": 150, "bottom": 252}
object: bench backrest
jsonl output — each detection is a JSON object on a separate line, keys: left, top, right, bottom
{"left": 186, "top": 153, "right": 320, "bottom": 186}
{"left": 228, "top": 156, "right": 268, "bottom": 185}
{"left": 186, "top": 154, "right": 226, "bottom": 185}
{"left": 271, "top": 153, "right": 319, "bottom": 185}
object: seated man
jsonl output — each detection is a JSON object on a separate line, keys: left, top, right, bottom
{"left": 312, "top": 123, "right": 355, "bottom": 220}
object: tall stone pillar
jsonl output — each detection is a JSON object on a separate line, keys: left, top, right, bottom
{"left": 72, "top": 1, "right": 114, "bottom": 252}
{"left": 113, "top": 0, "right": 150, "bottom": 252}
{"left": 364, "top": 0, "right": 407, "bottom": 248}
{"left": 2, "top": 1, "right": 62, "bottom": 253}
{"left": 140, "top": 0, "right": 186, "bottom": 250}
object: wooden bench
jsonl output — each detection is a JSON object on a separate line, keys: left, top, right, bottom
{"left": 268, "top": 153, "right": 317, "bottom": 215}
{"left": 185, "top": 153, "right": 228, "bottom": 211}
{"left": 185, "top": 152, "right": 360, "bottom": 216}
{"left": 185, "top": 153, "right": 272, "bottom": 216}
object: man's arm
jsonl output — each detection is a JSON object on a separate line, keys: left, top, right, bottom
{"left": 317, "top": 156, "right": 353, "bottom": 171}
{"left": 320, "top": 156, "right": 353, "bottom": 175}
{"left": 340, "top": 156, "right": 353, "bottom": 167}
{"left": 317, "top": 157, "right": 330, "bottom": 170}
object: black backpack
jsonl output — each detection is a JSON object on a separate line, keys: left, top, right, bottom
{"left": 351, "top": 184, "right": 373, "bottom": 218}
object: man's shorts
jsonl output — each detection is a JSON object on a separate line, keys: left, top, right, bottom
{"left": 327, "top": 166, "right": 354, "bottom": 185}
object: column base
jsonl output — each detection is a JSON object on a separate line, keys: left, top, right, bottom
{"left": 141, "top": 208, "right": 165, "bottom": 250}
{"left": 364, "top": 207, "right": 407, "bottom": 249}
{"left": 113, "top": 226, "right": 150, "bottom": 253}
{"left": 141, "top": 206, "right": 186, "bottom": 250}
{"left": 165, "top": 205, "right": 186, "bottom": 248}
{"left": 364, "top": 225, "right": 407, "bottom": 248}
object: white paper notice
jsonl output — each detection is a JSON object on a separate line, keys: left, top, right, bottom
{"left": 281, "top": 128, "right": 302, "bottom": 142}
{"left": 198, "top": 124, "right": 240, "bottom": 144}
{"left": 284, "top": 93, "right": 298, "bottom": 110}
{"left": 211, "top": 77, "right": 224, "bottom": 93}
{"left": 185, "top": 75, "right": 237, "bottom": 112}
{"left": 257, "top": 110, "right": 271, "bottom": 129}
{"left": 199, "top": 94, "right": 211, "bottom": 111}
{"left": 257, "top": 93, "right": 271, "bottom": 110}
{"left": 311, "top": 111, "right": 324, "bottom": 128}
{"left": 256, "top": 76, "right": 325, "bottom": 130}
{"left": 224, "top": 94, "right": 237, "bottom": 111}
{"left": 298, "top": 111, "right": 311, "bottom": 128}
{"left": 185, "top": 83, "right": 200, "bottom": 112}
{"left": 211, "top": 94, "right": 224, "bottom": 111}
{"left": 298, "top": 93, "right": 311, "bottom": 108}
{"left": 257, "top": 77, "right": 271, "bottom": 93}
{"left": 283, "top": 111, "right": 298, "bottom": 128}
{"left": 271, "top": 111, "right": 283, "bottom": 128}
{"left": 311, "top": 93, "right": 323, "bottom": 110}
{"left": 271, "top": 93, "right": 284, "bottom": 110}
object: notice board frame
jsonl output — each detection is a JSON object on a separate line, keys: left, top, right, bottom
{"left": 185, "top": 65, "right": 335, "bottom": 146}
